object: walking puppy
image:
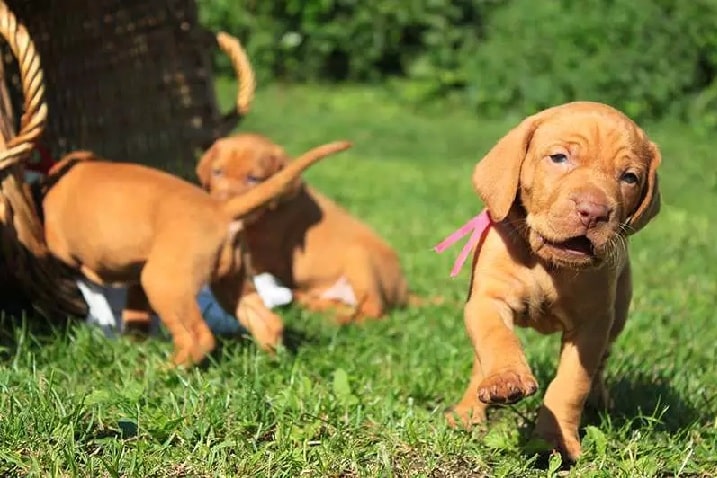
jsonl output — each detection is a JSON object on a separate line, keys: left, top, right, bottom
{"left": 196, "top": 133, "right": 409, "bottom": 322}
{"left": 42, "top": 141, "right": 350, "bottom": 366}
{"left": 441, "top": 102, "right": 661, "bottom": 461}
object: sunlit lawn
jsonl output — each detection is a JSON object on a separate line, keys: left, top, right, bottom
{"left": 0, "top": 79, "right": 715, "bottom": 476}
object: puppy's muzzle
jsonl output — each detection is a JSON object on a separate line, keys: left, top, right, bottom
{"left": 570, "top": 190, "right": 613, "bottom": 231}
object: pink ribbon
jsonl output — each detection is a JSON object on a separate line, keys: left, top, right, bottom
{"left": 434, "top": 209, "right": 492, "bottom": 277}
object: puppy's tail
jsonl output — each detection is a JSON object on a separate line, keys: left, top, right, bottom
{"left": 216, "top": 31, "right": 255, "bottom": 116}
{"left": 47, "top": 150, "right": 97, "bottom": 177}
{"left": 222, "top": 140, "right": 352, "bottom": 220}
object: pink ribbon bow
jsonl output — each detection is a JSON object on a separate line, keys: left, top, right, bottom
{"left": 434, "top": 209, "right": 492, "bottom": 277}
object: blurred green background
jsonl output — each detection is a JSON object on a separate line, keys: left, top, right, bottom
{"left": 198, "top": 0, "right": 717, "bottom": 130}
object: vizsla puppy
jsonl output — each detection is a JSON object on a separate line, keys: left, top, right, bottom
{"left": 41, "top": 141, "right": 350, "bottom": 366}
{"left": 441, "top": 102, "right": 661, "bottom": 462}
{"left": 196, "top": 133, "right": 409, "bottom": 322}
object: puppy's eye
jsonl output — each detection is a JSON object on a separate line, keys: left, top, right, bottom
{"left": 211, "top": 168, "right": 222, "bottom": 177}
{"left": 246, "top": 174, "right": 262, "bottom": 184}
{"left": 621, "top": 172, "right": 639, "bottom": 184}
{"left": 549, "top": 153, "right": 568, "bottom": 164}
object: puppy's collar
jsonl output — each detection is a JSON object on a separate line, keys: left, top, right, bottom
{"left": 434, "top": 209, "right": 492, "bottom": 277}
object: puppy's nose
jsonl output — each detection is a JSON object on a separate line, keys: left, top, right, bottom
{"left": 574, "top": 195, "right": 610, "bottom": 228}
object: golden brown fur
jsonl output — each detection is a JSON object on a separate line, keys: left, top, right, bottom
{"left": 42, "top": 142, "right": 350, "bottom": 365}
{"left": 444, "top": 102, "right": 661, "bottom": 461}
{"left": 196, "top": 133, "right": 409, "bottom": 322}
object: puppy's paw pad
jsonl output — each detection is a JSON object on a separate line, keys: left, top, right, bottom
{"left": 478, "top": 370, "right": 538, "bottom": 404}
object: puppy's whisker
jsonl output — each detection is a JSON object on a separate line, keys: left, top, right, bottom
{"left": 604, "top": 234, "right": 628, "bottom": 269}
{"left": 608, "top": 237, "right": 620, "bottom": 268}
{"left": 620, "top": 222, "right": 636, "bottom": 235}
{"left": 602, "top": 237, "right": 615, "bottom": 268}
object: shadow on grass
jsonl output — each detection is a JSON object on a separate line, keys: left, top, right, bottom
{"left": 281, "top": 324, "right": 327, "bottom": 355}
{"left": 190, "top": 322, "right": 329, "bottom": 370}
{"left": 429, "top": 354, "right": 705, "bottom": 470}
{"left": 85, "top": 420, "right": 139, "bottom": 441}
{"left": 0, "top": 300, "right": 81, "bottom": 363}
{"left": 1, "top": 294, "right": 324, "bottom": 369}
{"left": 597, "top": 372, "right": 703, "bottom": 432}
{"left": 514, "top": 364, "right": 702, "bottom": 470}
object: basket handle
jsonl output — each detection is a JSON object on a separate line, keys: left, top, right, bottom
{"left": 216, "top": 31, "right": 255, "bottom": 116}
{"left": 0, "top": 0, "right": 47, "bottom": 170}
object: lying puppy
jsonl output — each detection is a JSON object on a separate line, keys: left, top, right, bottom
{"left": 440, "top": 102, "right": 661, "bottom": 461}
{"left": 196, "top": 133, "right": 409, "bottom": 322}
{"left": 42, "top": 141, "right": 350, "bottom": 365}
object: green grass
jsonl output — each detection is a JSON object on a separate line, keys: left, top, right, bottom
{"left": 1, "top": 80, "right": 716, "bottom": 477}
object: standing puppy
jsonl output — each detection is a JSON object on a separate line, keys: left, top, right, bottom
{"left": 442, "top": 102, "right": 661, "bottom": 461}
{"left": 42, "top": 141, "right": 350, "bottom": 366}
{"left": 196, "top": 134, "right": 409, "bottom": 322}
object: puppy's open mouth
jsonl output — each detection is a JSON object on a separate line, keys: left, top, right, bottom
{"left": 541, "top": 235, "right": 595, "bottom": 256}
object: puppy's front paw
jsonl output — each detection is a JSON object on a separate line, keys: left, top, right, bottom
{"left": 534, "top": 406, "right": 583, "bottom": 463}
{"left": 444, "top": 403, "right": 487, "bottom": 430}
{"left": 533, "top": 424, "right": 582, "bottom": 464}
{"left": 478, "top": 369, "right": 538, "bottom": 404}
{"left": 237, "top": 295, "right": 285, "bottom": 353}
{"left": 171, "top": 346, "right": 196, "bottom": 368}
{"left": 248, "top": 311, "right": 284, "bottom": 352}
{"left": 250, "top": 316, "right": 283, "bottom": 353}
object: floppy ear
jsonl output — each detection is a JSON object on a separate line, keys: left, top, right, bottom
{"left": 472, "top": 114, "right": 542, "bottom": 222}
{"left": 259, "top": 146, "right": 290, "bottom": 176}
{"left": 626, "top": 140, "right": 661, "bottom": 234}
{"left": 196, "top": 143, "right": 220, "bottom": 189}
{"left": 264, "top": 147, "right": 304, "bottom": 198}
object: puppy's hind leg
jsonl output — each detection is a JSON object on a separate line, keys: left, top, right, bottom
{"left": 122, "top": 284, "right": 153, "bottom": 336}
{"left": 141, "top": 257, "right": 216, "bottom": 367}
{"left": 236, "top": 292, "right": 284, "bottom": 352}
{"left": 446, "top": 355, "right": 488, "bottom": 429}
{"left": 340, "top": 250, "right": 387, "bottom": 323}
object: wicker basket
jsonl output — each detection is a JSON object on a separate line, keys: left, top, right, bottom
{"left": 0, "top": 0, "right": 254, "bottom": 319}
{"left": 3, "top": 0, "right": 252, "bottom": 170}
